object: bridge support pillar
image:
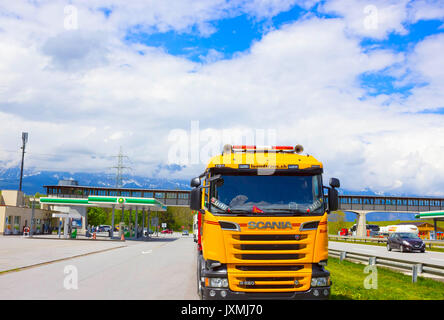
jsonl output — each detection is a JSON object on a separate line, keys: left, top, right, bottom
{"left": 350, "top": 210, "right": 370, "bottom": 238}
{"left": 111, "top": 205, "right": 115, "bottom": 238}
{"left": 135, "top": 207, "right": 139, "bottom": 239}
{"left": 142, "top": 208, "right": 145, "bottom": 238}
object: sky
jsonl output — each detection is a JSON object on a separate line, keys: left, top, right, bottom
{"left": 0, "top": 0, "right": 444, "bottom": 196}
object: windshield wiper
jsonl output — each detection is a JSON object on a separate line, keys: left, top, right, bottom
{"left": 263, "top": 208, "right": 308, "bottom": 214}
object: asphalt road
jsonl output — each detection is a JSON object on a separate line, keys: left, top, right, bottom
{"left": 329, "top": 241, "right": 444, "bottom": 267}
{"left": 0, "top": 236, "right": 125, "bottom": 272}
{"left": 3, "top": 237, "right": 444, "bottom": 300}
{"left": 0, "top": 235, "right": 198, "bottom": 300}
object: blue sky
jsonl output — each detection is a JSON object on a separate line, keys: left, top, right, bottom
{"left": 122, "top": 2, "right": 444, "bottom": 111}
{"left": 1, "top": 0, "right": 444, "bottom": 196}
{"left": 123, "top": 3, "right": 344, "bottom": 62}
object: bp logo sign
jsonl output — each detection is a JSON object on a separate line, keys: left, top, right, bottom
{"left": 118, "top": 198, "right": 125, "bottom": 204}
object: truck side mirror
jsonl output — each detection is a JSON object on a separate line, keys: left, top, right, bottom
{"left": 328, "top": 187, "right": 339, "bottom": 212}
{"left": 191, "top": 177, "right": 201, "bottom": 188}
{"left": 329, "top": 178, "right": 340, "bottom": 188}
{"left": 190, "top": 188, "right": 202, "bottom": 211}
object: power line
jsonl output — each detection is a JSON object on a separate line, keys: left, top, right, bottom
{"left": 111, "top": 146, "right": 131, "bottom": 188}
{"left": 19, "top": 132, "right": 28, "bottom": 192}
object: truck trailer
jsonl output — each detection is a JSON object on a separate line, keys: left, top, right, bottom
{"left": 189, "top": 144, "right": 340, "bottom": 300}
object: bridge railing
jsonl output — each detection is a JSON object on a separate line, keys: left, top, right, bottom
{"left": 338, "top": 195, "right": 444, "bottom": 212}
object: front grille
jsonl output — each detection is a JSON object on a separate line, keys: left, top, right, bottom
{"left": 235, "top": 265, "right": 304, "bottom": 272}
{"left": 238, "top": 244, "right": 304, "bottom": 251}
{"left": 231, "top": 233, "right": 308, "bottom": 262}
{"left": 238, "top": 292, "right": 295, "bottom": 298}
{"left": 237, "top": 254, "right": 304, "bottom": 260}
{"left": 241, "top": 285, "right": 300, "bottom": 289}
{"left": 235, "top": 276, "right": 306, "bottom": 290}
{"left": 244, "top": 277, "right": 295, "bottom": 281}
{"left": 236, "top": 234, "right": 307, "bottom": 241}
{"left": 225, "top": 225, "right": 318, "bottom": 292}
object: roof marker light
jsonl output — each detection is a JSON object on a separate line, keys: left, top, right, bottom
{"left": 231, "top": 145, "right": 296, "bottom": 152}
{"left": 222, "top": 144, "right": 232, "bottom": 154}
{"left": 295, "top": 145, "right": 304, "bottom": 154}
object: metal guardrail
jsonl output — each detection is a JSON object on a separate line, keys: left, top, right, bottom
{"left": 328, "top": 235, "right": 444, "bottom": 250}
{"left": 328, "top": 247, "right": 444, "bottom": 282}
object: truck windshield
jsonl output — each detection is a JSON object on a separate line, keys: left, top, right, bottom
{"left": 209, "top": 174, "right": 324, "bottom": 216}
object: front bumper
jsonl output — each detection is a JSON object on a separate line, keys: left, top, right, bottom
{"left": 202, "top": 286, "right": 331, "bottom": 300}
{"left": 201, "top": 263, "right": 331, "bottom": 300}
{"left": 403, "top": 244, "right": 425, "bottom": 252}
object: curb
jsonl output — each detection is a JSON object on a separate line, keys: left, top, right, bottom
{"left": 25, "top": 236, "right": 124, "bottom": 242}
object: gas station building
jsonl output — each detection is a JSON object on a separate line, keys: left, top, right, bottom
{"left": 0, "top": 190, "right": 54, "bottom": 235}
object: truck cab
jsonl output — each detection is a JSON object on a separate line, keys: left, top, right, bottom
{"left": 190, "top": 145, "right": 340, "bottom": 300}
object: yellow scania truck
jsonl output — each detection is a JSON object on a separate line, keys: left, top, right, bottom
{"left": 190, "top": 144, "right": 340, "bottom": 300}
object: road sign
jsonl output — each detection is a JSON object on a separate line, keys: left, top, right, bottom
{"left": 161, "top": 223, "right": 167, "bottom": 228}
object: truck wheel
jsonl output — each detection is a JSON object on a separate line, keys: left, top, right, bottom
{"left": 197, "top": 254, "right": 203, "bottom": 300}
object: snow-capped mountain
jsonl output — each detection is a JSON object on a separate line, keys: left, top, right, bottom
{"left": 0, "top": 167, "right": 191, "bottom": 194}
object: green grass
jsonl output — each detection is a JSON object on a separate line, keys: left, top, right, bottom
{"left": 327, "top": 257, "right": 444, "bottom": 300}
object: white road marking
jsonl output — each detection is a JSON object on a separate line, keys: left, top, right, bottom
{"left": 141, "top": 250, "right": 153, "bottom": 254}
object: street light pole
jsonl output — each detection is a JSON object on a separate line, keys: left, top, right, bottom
{"left": 30, "top": 196, "right": 35, "bottom": 236}
{"left": 19, "top": 132, "right": 28, "bottom": 192}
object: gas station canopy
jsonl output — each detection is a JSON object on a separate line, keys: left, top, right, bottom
{"left": 39, "top": 195, "right": 167, "bottom": 211}
{"left": 415, "top": 210, "right": 444, "bottom": 220}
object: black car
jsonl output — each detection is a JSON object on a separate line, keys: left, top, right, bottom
{"left": 98, "top": 225, "right": 111, "bottom": 232}
{"left": 387, "top": 233, "right": 425, "bottom": 253}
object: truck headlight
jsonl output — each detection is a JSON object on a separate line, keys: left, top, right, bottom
{"left": 207, "top": 278, "right": 229, "bottom": 288}
{"left": 403, "top": 241, "right": 411, "bottom": 246}
{"left": 318, "top": 260, "right": 328, "bottom": 267}
{"left": 311, "top": 277, "right": 329, "bottom": 287}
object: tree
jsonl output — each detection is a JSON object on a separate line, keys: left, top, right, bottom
{"left": 87, "top": 207, "right": 107, "bottom": 226}
{"left": 328, "top": 210, "right": 347, "bottom": 235}
{"left": 159, "top": 208, "right": 176, "bottom": 230}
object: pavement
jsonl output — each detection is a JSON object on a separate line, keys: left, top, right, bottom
{"left": 0, "top": 234, "right": 197, "bottom": 299}
{"left": 0, "top": 236, "right": 128, "bottom": 273}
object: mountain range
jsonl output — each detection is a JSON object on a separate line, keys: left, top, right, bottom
{"left": 0, "top": 167, "right": 190, "bottom": 195}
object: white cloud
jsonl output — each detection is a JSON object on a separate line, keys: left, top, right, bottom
{"left": 402, "top": 33, "right": 444, "bottom": 112}
{"left": 42, "top": 30, "right": 110, "bottom": 71}
{"left": 0, "top": 1, "right": 443, "bottom": 196}
{"left": 408, "top": 0, "right": 444, "bottom": 23}
{"left": 320, "top": 0, "right": 410, "bottom": 39}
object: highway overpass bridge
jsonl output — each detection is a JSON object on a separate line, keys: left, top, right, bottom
{"left": 43, "top": 184, "right": 444, "bottom": 238}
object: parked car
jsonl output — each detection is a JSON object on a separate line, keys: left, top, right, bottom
{"left": 161, "top": 229, "right": 173, "bottom": 234}
{"left": 98, "top": 225, "right": 111, "bottom": 232}
{"left": 350, "top": 224, "right": 380, "bottom": 233}
{"left": 387, "top": 232, "right": 425, "bottom": 253}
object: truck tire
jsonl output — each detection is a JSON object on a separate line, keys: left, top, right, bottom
{"left": 197, "top": 254, "right": 204, "bottom": 300}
